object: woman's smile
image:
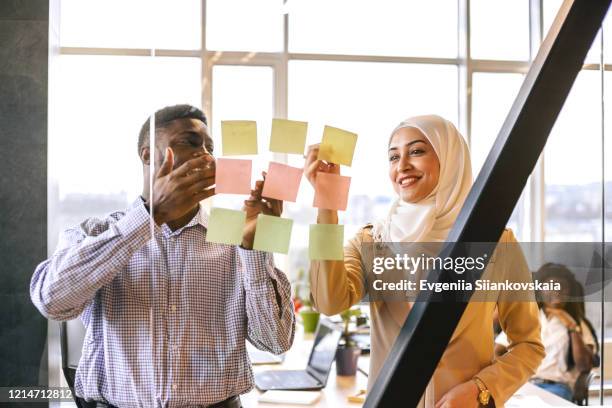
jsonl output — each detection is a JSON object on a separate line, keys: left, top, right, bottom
{"left": 397, "top": 174, "right": 422, "bottom": 188}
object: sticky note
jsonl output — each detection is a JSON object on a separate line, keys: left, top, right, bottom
{"left": 215, "top": 158, "right": 252, "bottom": 195}
{"left": 318, "top": 125, "right": 357, "bottom": 166}
{"left": 269, "top": 118, "right": 308, "bottom": 155}
{"left": 221, "top": 120, "right": 258, "bottom": 155}
{"left": 261, "top": 162, "right": 303, "bottom": 202}
{"left": 206, "top": 208, "right": 246, "bottom": 245}
{"left": 309, "top": 224, "right": 344, "bottom": 261}
{"left": 253, "top": 214, "right": 293, "bottom": 254}
{"left": 313, "top": 172, "right": 351, "bottom": 211}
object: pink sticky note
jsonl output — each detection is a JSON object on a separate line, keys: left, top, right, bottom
{"left": 262, "top": 162, "right": 303, "bottom": 202}
{"left": 215, "top": 158, "right": 252, "bottom": 195}
{"left": 313, "top": 172, "right": 351, "bottom": 211}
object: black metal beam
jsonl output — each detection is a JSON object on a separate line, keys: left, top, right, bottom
{"left": 364, "top": 1, "right": 611, "bottom": 406}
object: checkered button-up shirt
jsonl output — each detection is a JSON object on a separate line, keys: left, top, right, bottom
{"left": 30, "top": 198, "right": 296, "bottom": 407}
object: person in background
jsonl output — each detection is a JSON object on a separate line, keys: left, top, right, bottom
{"left": 305, "top": 115, "right": 544, "bottom": 408}
{"left": 30, "top": 104, "right": 295, "bottom": 408}
{"left": 495, "top": 263, "right": 597, "bottom": 401}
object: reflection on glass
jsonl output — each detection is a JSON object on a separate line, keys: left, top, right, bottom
{"left": 60, "top": 0, "right": 201, "bottom": 49}
{"left": 287, "top": 60, "right": 457, "bottom": 261}
{"left": 288, "top": 0, "right": 457, "bottom": 57}
{"left": 206, "top": 0, "right": 283, "bottom": 52}
{"left": 470, "top": 0, "right": 530, "bottom": 61}
{"left": 211, "top": 65, "right": 274, "bottom": 210}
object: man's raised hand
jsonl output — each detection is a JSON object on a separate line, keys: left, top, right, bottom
{"left": 240, "top": 172, "right": 283, "bottom": 249}
{"left": 149, "top": 148, "right": 216, "bottom": 225}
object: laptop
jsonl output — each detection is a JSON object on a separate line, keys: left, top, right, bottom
{"left": 254, "top": 319, "right": 342, "bottom": 391}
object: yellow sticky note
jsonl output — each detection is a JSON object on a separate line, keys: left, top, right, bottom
{"left": 221, "top": 120, "right": 258, "bottom": 155}
{"left": 309, "top": 224, "right": 344, "bottom": 261}
{"left": 253, "top": 215, "right": 293, "bottom": 254}
{"left": 206, "top": 207, "right": 246, "bottom": 245}
{"left": 318, "top": 125, "right": 357, "bottom": 166}
{"left": 269, "top": 118, "right": 308, "bottom": 155}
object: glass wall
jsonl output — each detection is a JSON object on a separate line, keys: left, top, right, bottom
{"left": 43, "top": 0, "right": 612, "bottom": 405}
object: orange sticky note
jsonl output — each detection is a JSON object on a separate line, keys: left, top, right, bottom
{"left": 262, "top": 162, "right": 303, "bottom": 202}
{"left": 215, "top": 158, "right": 252, "bottom": 195}
{"left": 318, "top": 125, "right": 358, "bottom": 166}
{"left": 313, "top": 172, "right": 351, "bottom": 211}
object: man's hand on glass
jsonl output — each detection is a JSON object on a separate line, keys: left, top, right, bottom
{"left": 241, "top": 171, "right": 283, "bottom": 250}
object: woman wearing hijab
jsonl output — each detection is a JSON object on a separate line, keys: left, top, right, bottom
{"left": 304, "top": 115, "right": 544, "bottom": 408}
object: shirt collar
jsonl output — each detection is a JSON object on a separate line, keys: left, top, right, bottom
{"left": 132, "top": 197, "right": 208, "bottom": 232}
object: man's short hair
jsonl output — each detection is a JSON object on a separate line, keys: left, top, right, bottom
{"left": 138, "top": 104, "right": 208, "bottom": 153}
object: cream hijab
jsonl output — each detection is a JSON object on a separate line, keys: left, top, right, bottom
{"left": 372, "top": 115, "right": 473, "bottom": 243}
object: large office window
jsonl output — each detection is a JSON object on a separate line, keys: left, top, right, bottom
{"left": 470, "top": 0, "right": 530, "bottom": 61}
{"left": 50, "top": 55, "right": 201, "bottom": 249}
{"left": 210, "top": 65, "right": 275, "bottom": 210}
{"left": 471, "top": 72, "right": 526, "bottom": 233}
{"left": 471, "top": 73, "right": 525, "bottom": 177}
{"left": 60, "top": 0, "right": 201, "bottom": 49}
{"left": 287, "top": 61, "right": 457, "bottom": 247}
{"left": 52, "top": 0, "right": 612, "bottom": 394}
{"left": 544, "top": 71, "right": 606, "bottom": 243}
{"left": 206, "top": 0, "right": 283, "bottom": 52}
{"left": 288, "top": 0, "right": 458, "bottom": 57}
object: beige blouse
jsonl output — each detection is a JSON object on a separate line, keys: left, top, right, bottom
{"left": 310, "top": 227, "right": 545, "bottom": 408}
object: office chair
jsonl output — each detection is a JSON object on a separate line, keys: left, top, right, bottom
{"left": 573, "top": 370, "right": 598, "bottom": 406}
{"left": 572, "top": 322, "right": 601, "bottom": 406}
{"left": 60, "top": 320, "right": 96, "bottom": 408}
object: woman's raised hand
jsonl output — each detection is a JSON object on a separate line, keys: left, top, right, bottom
{"left": 304, "top": 143, "right": 340, "bottom": 188}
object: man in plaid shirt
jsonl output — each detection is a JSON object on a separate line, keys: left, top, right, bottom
{"left": 30, "top": 105, "right": 296, "bottom": 408}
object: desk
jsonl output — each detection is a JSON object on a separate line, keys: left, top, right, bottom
{"left": 58, "top": 325, "right": 589, "bottom": 408}
{"left": 244, "top": 325, "right": 585, "bottom": 408}
{"left": 243, "top": 329, "right": 368, "bottom": 407}
{"left": 507, "top": 383, "right": 575, "bottom": 407}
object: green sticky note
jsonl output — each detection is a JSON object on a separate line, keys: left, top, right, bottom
{"left": 253, "top": 214, "right": 293, "bottom": 254}
{"left": 269, "top": 118, "right": 308, "bottom": 155}
{"left": 221, "top": 120, "right": 258, "bottom": 155}
{"left": 318, "top": 125, "right": 358, "bottom": 166}
{"left": 309, "top": 224, "right": 344, "bottom": 261}
{"left": 206, "top": 207, "right": 246, "bottom": 245}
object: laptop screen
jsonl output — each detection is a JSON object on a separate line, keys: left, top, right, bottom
{"left": 306, "top": 319, "right": 342, "bottom": 384}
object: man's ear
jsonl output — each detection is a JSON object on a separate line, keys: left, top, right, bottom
{"left": 140, "top": 146, "right": 150, "bottom": 165}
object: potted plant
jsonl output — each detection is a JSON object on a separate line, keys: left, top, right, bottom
{"left": 299, "top": 299, "right": 321, "bottom": 334}
{"left": 292, "top": 268, "right": 320, "bottom": 334}
{"left": 335, "top": 307, "right": 362, "bottom": 376}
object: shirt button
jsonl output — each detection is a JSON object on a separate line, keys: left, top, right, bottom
{"left": 172, "top": 384, "right": 178, "bottom": 391}
{"left": 170, "top": 305, "right": 176, "bottom": 312}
